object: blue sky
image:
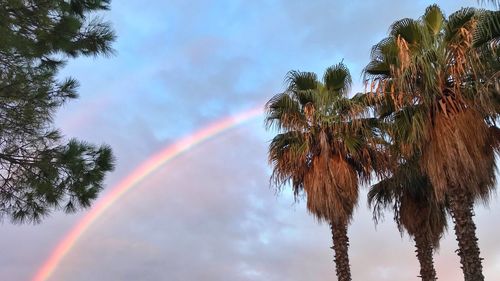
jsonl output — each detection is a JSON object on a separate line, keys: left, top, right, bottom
{"left": 1, "top": 1, "right": 500, "bottom": 280}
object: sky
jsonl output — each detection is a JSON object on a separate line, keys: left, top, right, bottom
{"left": 1, "top": 1, "right": 500, "bottom": 280}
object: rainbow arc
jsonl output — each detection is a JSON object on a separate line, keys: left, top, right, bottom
{"left": 32, "top": 106, "right": 263, "bottom": 281}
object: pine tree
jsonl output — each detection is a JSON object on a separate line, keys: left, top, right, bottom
{"left": 0, "top": 0, "right": 115, "bottom": 223}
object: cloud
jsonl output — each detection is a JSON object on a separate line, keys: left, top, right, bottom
{"left": 34, "top": 123, "right": 500, "bottom": 281}
{"left": 1, "top": 1, "right": 499, "bottom": 281}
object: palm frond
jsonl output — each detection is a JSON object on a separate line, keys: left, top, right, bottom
{"left": 390, "top": 18, "right": 423, "bottom": 44}
{"left": 268, "top": 131, "right": 309, "bottom": 195}
{"left": 265, "top": 93, "right": 306, "bottom": 131}
{"left": 363, "top": 37, "right": 398, "bottom": 83}
{"left": 421, "top": 110, "right": 497, "bottom": 202}
{"left": 323, "top": 62, "right": 352, "bottom": 96}
{"left": 284, "top": 70, "right": 318, "bottom": 91}
{"left": 423, "top": 4, "right": 445, "bottom": 36}
{"left": 364, "top": 61, "right": 391, "bottom": 77}
{"left": 473, "top": 10, "right": 500, "bottom": 48}
{"left": 445, "top": 7, "right": 477, "bottom": 42}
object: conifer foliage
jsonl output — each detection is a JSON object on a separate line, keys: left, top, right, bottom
{"left": 0, "top": 0, "right": 115, "bottom": 223}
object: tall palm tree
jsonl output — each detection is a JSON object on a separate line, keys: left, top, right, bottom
{"left": 266, "top": 63, "right": 385, "bottom": 281}
{"left": 364, "top": 5, "right": 499, "bottom": 281}
{"left": 368, "top": 157, "right": 447, "bottom": 281}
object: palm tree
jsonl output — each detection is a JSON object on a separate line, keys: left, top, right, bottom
{"left": 266, "top": 63, "right": 385, "bottom": 281}
{"left": 364, "top": 5, "right": 499, "bottom": 281}
{"left": 368, "top": 157, "right": 447, "bottom": 281}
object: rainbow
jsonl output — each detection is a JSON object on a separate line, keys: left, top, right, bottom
{"left": 32, "top": 106, "right": 263, "bottom": 281}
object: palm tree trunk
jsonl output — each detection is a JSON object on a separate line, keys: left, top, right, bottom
{"left": 448, "top": 188, "right": 484, "bottom": 281}
{"left": 330, "top": 221, "right": 352, "bottom": 281}
{"left": 414, "top": 233, "right": 437, "bottom": 281}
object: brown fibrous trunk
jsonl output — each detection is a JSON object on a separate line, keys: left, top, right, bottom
{"left": 414, "top": 232, "right": 438, "bottom": 281}
{"left": 330, "top": 221, "right": 352, "bottom": 281}
{"left": 448, "top": 188, "right": 484, "bottom": 281}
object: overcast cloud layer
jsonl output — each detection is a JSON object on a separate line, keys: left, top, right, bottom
{"left": 0, "top": 1, "right": 499, "bottom": 281}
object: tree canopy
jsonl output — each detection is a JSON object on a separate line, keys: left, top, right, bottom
{"left": 0, "top": 0, "right": 115, "bottom": 223}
